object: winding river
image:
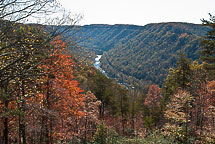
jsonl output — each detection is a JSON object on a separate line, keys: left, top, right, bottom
{"left": 94, "top": 55, "right": 106, "bottom": 75}
{"left": 94, "top": 55, "right": 130, "bottom": 88}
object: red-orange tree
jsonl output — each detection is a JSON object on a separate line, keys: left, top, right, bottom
{"left": 143, "top": 84, "right": 162, "bottom": 130}
{"left": 144, "top": 84, "right": 162, "bottom": 109}
{"left": 36, "top": 36, "right": 85, "bottom": 143}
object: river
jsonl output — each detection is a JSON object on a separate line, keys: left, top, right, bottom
{"left": 94, "top": 55, "right": 131, "bottom": 88}
{"left": 94, "top": 55, "right": 106, "bottom": 75}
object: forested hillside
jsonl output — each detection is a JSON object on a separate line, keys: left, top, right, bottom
{"left": 2, "top": 0, "right": 215, "bottom": 143}
{"left": 71, "top": 24, "right": 145, "bottom": 53}
{"left": 71, "top": 23, "right": 210, "bottom": 86}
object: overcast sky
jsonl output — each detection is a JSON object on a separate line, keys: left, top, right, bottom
{"left": 60, "top": 0, "right": 215, "bottom": 26}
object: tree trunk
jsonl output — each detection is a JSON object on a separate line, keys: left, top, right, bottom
{"left": 99, "top": 102, "right": 105, "bottom": 119}
{"left": 21, "top": 80, "right": 26, "bottom": 144}
{"left": 3, "top": 100, "right": 9, "bottom": 144}
{"left": 50, "top": 118, "right": 53, "bottom": 144}
{"left": 18, "top": 115, "right": 21, "bottom": 144}
{"left": 40, "top": 117, "right": 45, "bottom": 144}
{"left": 131, "top": 102, "right": 135, "bottom": 135}
{"left": 83, "top": 116, "right": 88, "bottom": 144}
{"left": 45, "top": 123, "right": 49, "bottom": 144}
{"left": 120, "top": 94, "right": 125, "bottom": 135}
{"left": 45, "top": 77, "right": 50, "bottom": 144}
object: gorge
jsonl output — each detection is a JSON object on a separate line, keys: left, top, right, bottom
{"left": 68, "top": 22, "right": 210, "bottom": 87}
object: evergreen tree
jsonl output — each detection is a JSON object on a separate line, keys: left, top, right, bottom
{"left": 163, "top": 52, "right": 193, "bottom": 98}
{"left": 200, "top": 14, "right": 215, "bottom": 72}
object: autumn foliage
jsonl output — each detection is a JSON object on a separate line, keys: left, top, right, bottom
{"left": 0, "top": 34, "right": 95, "bottom": 143}
{"left": 34, "top": 36, "right": 86, "bottom": 142}
{"left": 144, "top": 84, "right": 162, "bottom": 108}
{"left": 2, "top": 12, "right": 215, "bottom": 144}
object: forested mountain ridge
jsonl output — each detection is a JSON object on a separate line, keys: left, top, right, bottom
{"left": 70, "top": 24, "right": 146, "bottom": 53}
{"left": 71, "top": 22, "right": 210, "bottom": 86}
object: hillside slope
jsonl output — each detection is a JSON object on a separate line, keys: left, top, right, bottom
{"left": 70, "top": 23, "right": 210, "bottom": 86}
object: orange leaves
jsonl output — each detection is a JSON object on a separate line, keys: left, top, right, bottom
{"left": 207, "top": 80, "right": 215, "bottom": 93}
{"left": 35, "top": 35, "right": 86, "bottom": 141}
{"left": 205, "top": 80, "right": 215, "bottom": 107}
{"left": 144, "top": 84, "right": 162, "bottom": 108}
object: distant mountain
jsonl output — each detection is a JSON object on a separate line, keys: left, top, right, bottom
{"left": 67, "top": 22, "right": 210, "bottom": 87}
{"left": 71, "top": 24, "right": 146, "bottom": 53}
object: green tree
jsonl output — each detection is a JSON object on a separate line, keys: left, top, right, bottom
{"left": 162, "top": 53, "right": 193, "bottom": 100}
{"left": 89, "top": 71, "right": 114, "bottom": 118}
{"left": 200, "top": 14, "right": 215, "bottom": 75}
{"left": 93, "top": 121, "right": 118, "bottom": 144}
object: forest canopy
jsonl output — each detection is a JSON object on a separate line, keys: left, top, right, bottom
{"left": 1, "top": 1, "right": 215, "bottom": 143}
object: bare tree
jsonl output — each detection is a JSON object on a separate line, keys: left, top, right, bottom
{"left": 0, "top": 0, "right": 59, "bottom": 22}
{"left": 0, "top": 0, "right": 82, "bottom": 85}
